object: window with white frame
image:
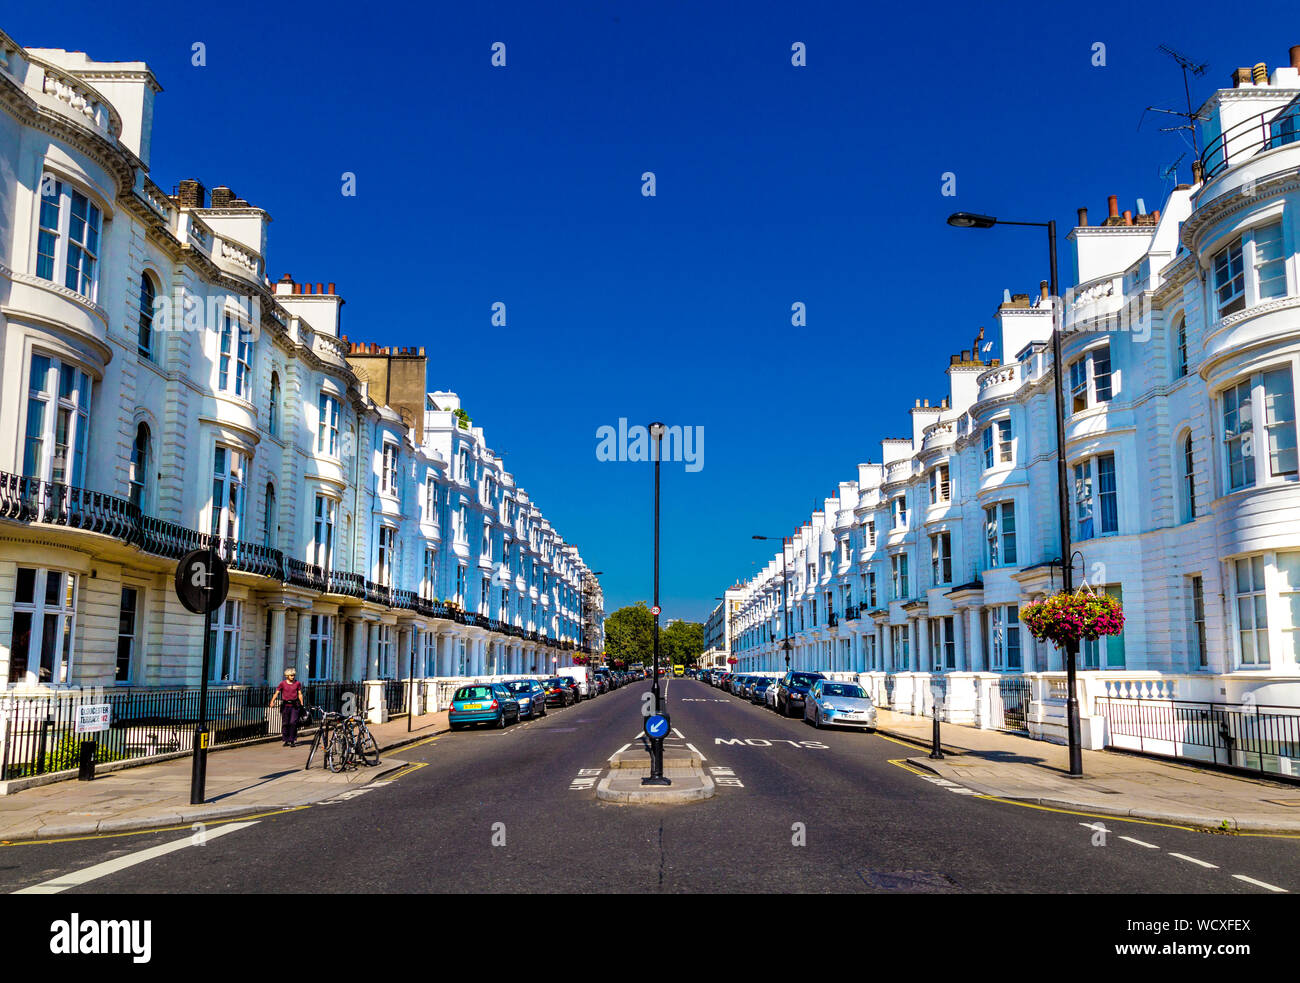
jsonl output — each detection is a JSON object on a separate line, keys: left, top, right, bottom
{"left": 1222, "top": 367, "right": 1297, "bottom": 491}
{"left": 422, "top": 629, "right": 437, "bottom": 675}
{"left": 989, "top": 605, "right": 1022, "bottom": 670}
{"left": 263, "top": 482, "right": 277, "bottom": 548}
{"left": 892, "top": 624, "right": 910, "bottom": 669}
{"left": 218, "top": 314, "right": 252, "bottom": 399}
{"left": 864, "top": 571, "right": 877, "bottom": 607}
{"left": 308, "top": 615, "right": 333, "bottom": 680}
{"left": 210, "top": 446, "right": 247, "bottom": 543}
{"left": 1183, "top": 434, "right": 1197, "bottom": 522}
{"left": 1081, "top": 586, "right": 1126, "bottom": 669}
{"left": 1213, "top": 236, "right": 1246, "bottom": 317}
{"left": 891, "top": 495, "right": 907, "bottom": 529}
{"left": 129, "top": 422, "right": 151, "bottom": 510}
{"left": 1069, "top": 344, "right": 1114, "bottom": 414}
{"left": 382, "top": 440, "right": 399, "bottom": 495}
{"left": 929, "top": 463, "right": 950, "bottom": 505}
{"left": 840, "top": 540, "right": 851, "bottom": 563}
{"left": 425, "top": 476, "right": 437, "bottom": 523}
{"left": 983, "top": 418, "right": 1012, "bottom": 469}
{"left": 377, "top": 625, "right": 393, "bottom": 677}
{"left": 1235, "top": 555, "right": 1269, "bottom": 666}
{"left": 481, "top": 576, "right": 491, "bottom": 613}
{"left": 377, "top": 525, "right": 396, "bottom": 586}
{"left": 1073, "top": 453, "right": 1118, "bottom": 540}
{"left": 138, "top": 273, "right": 157, "bottom": 358}
{"left": 1187, "top": 575, "right": 1207, "bottom": 669}
{"left": 891, "top": 553, "right": 909, "bottom": 599}
{"left": 268, "top": 372, "right": 281, "bottom": 438}
{"left": 985, "top": 501, "right": 1018, "bottom": 567}
{"left": 1253, "top": 221, "right": 1287, "bottom": 301}
{"left": 1280, "top": 551, "right": 1300, "bottom": 665}
{"left": 208, "top": 599, "right": 241, "bottom": 682}
{"left": 23, "top": 354, "right": 92, "bottom": 486}
{"left": 456, "top": 565, "right": 467, "bottom": 603}
{"left": 940, "top": 615, "right": 956, "bottom": 670}
{"left": 116, "top": 586, "right": 139, "bottom": 683}
{"left": 318, "top": 392, "right": 340, "bottom": 456}
{"left": 1174, "top": 315, "right": 1188, "bottom": 378}
{"left": 8, "top": 567, "right": 78, "bottom": 684}
{"left": 35, "top": 177, "right": 101, "bottom": 300}
{"left": 423, "top": 546, "right": 436, "bottom": 601}
{"left": 1213, "top": 221, "right": 1288, "bottom": 319}
{"left": 313, "top": 495, "right": 335, "bottom": 570}
{"left": 930, "top": 531, "right": 952, "bottom": 585}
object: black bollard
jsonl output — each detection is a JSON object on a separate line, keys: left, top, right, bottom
{"left": 78, "top": 739, "right": 96, "bottom": 781}
{"left": 929, "top": 709, "right": 944, "bottom": 760}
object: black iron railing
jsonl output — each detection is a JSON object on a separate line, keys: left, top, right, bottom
{"left": 1200, "top": 97, "right": 1300, "bottom": 180}
{"left": 1096, "top": 697, "right": 1300, "bottom": 779}
{"left": 997, "top": 675, "right": 1032, "bottom": 732}
{"left": 0, "top": 470, "right": 567, "bottom": 643}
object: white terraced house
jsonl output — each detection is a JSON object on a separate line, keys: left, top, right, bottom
{"left": 0, "top": 30, "right": 602, "bottom": 737}
{"left": 729, "top": 44, "right": 1300, "bottom": 777}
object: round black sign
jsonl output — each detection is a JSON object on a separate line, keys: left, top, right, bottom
{"left": 175, "top": 549, "right": 230, "bottom": 614}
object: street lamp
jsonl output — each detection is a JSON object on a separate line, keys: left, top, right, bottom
{"left": 946, "top": 210, "right": 1083, "bottom": 778}
{"left": 752, "top": 535, "right": 794, "bottom": 673}
{"left": 650, "top": 423, "right": 666, "bottom": 713}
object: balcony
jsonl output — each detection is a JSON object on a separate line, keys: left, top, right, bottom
{"left": 0, "top": 471, "right": 527, "bottom": 637}
{"left": 1200, "top": 96, "right": 1300, "bottom": 183}
{"left": 974, "top": 361, "right": 1021, "bottom": 405}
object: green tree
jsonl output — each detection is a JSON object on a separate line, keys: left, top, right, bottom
{"left": 662, "top": 619, "right": 705, "bottom": 666}
{"left": 604, "top": 602, "right": 655, "bottom": 666}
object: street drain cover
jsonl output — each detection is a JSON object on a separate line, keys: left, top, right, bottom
{"left": 858, "top": 870, "right": 958, "bottom": 892}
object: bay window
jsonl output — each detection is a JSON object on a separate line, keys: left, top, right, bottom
{"left": 929, "top": 463, "right": 950, "bottom": 505}
{"left": 892, "top": 495, "right": 907, "bottom": 529}
{"left": 1213, "top": 221, "right": 1288, "bottom": 320}
{"left": 318, "top": 392, "right": 340, "bottom": 456}
{"left": 210, "top": 446, "right": 247, "bottom": 543}
{"left": 218, "top": 314, "right": 252, "bottom": 399}
{"left": 7, "top": 567, "right": 77, "bottom": 685}
{"left": 1074, "top": 454, "right": 1118, "bottom": 540}
{"left": 983, "top": 418, "right": 1013, "bottom": 469}
{"left": 35, "top": 177, "right": 101, "bottom": 300}
{"left": 23, "top": 354, "right": 91, "bottom": 487}
{"left": 985, "top": 501, "right": 1017, "bottom": 567}
{"left": 1222, "top": 367, "right": 1298, "bottom": 490}
{"left": 1069, "top": 344, "right": 1114, "bottom": 414}
{"left": 990, "top": 605, "right": 1022, "bottom": 671}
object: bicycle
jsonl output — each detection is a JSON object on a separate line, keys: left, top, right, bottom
{"left": 340, "top": 711, "right": 380, "bottom": 768}
{"left": 302, "top": 706, "right": 346, "bottom": 772}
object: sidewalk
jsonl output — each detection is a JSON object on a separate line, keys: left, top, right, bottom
{"left": 874, "top": 709, "right": 1300, "bottom": 833}
{"left": 0, "top": 711, "right": 451, "bottom": 842}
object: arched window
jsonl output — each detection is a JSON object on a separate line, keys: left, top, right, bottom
{"left": 1183, "top": 434, "right": 1196, "bottom": 522}
{"left": 138, "top": 273, "right": 157, "bottom": 359}
{"left": 129, "top": 422, "right": 151, "bottom": 510}
{"left": 1174, "top": 315, "right": 1188, "bottom": 378}
{"left": 268, "top": 371, "right": 281, "bottom": 437}
{"left": 264, "top": 482, "right": 277, "bottom": 548}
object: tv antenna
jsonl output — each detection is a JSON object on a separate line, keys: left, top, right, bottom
{"left": 1139, "top": 45, "right": 1209, "bottom": 159}
{"left": 1159, "top": 152, "right": 1187, "bottom": 189}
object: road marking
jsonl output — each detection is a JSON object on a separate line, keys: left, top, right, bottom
{"left": 685, "top": 742, "right": 706, "bottom": 761}
{"left": 398, "top": 734, "right": 443, "bottom": 751}
{"left": 383, "top": 761, "right": 427, "bottom": 782}
{"left": 1232, "top": 874, "right": 1288, "bottom": 893}
{"left": 13, "top": 821, "right": 259, "bottom": 894}
{"left": 1119, "top": 836, "right": 1160, "bottom": 849}
{"left": 1168, "top": 853, "right": 1218, "bottom": 869}
{"left": 948, "top": 787, "right": 979, "bottom": 795}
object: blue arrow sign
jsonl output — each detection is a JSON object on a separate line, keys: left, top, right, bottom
{"left": 645, "top": 714, "right": 670, "bottom": 740}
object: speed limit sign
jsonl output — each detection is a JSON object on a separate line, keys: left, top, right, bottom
{"left": 175, "top": 549, "right": 230, "bottom": 614}
{"left": 651, "top": 605, "right": 661, "bottom": 616}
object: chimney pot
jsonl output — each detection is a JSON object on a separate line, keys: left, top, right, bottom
{"left": 1291, "top": 46, "right": 1300, "bottom": 71}
{"left": 1040, "top": 279, "right": 1050, "bottom": 301}
{"left": 1123, "top": 209, "right": 1133, "bottom": 225}
{"left": 1107, "top": 195, "right": 1119, "bottom": 218}
{"left": 1253, "top": 62, "right": 1268, "bottom": 85}
{"left": 1077, "top": 206, "right": 1088, "bottom": 227}
{"left": 316, "top": 283, "right": 324, "bottom": 294}
{"left": 328, "top": 282, "right": 335, "bottom": 294}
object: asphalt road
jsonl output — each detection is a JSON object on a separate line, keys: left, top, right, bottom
{"left": 1, "top": 678, "right": 1297, "bottom": 894}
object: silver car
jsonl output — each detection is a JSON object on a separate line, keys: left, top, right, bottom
{"left": 805, "top": 680, "right": 877, "bottom": 730}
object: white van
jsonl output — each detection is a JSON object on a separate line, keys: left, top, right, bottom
{"left": 558, "top": 665, "right": 594, "bottom": 699}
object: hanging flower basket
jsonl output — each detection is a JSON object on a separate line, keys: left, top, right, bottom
{"left": 727, "top": 656, "right": 738, "bottom": 665}
{"left": 1022, "top": 589, "right": 1125, "bottom": 648}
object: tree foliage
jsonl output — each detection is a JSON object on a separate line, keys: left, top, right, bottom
{"left": 603, "top": 605, "right": 705, "bottom": 667}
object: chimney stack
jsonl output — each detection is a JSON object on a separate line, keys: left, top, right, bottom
{"left": 1107, "top": 194, "right": 1119, "bottom": 219}
{"left": 1040, "top": 279, "right": 1050, "bottom": 301}
{"left": 1291, "top": 46, "right": 1300, "bottom": 71}
{"left": 1232, "top": 67, "right": 1252, "bottom": 87}
{"left": 1077, "top": 206, "right": 1088, "bottom": 227}
{"left": 176, "top": 179, "right": 206, "bottom": 209}
{"left": 210, "top": 186, "right": 235, "bottom": 207}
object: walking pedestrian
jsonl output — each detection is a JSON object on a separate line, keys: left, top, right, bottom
{"left": 271, "top": 668, "right": 305, "bottom": 747}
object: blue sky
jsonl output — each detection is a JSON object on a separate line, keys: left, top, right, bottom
{"left": 8, "top": 1, "right": 1297, "bottom": 622}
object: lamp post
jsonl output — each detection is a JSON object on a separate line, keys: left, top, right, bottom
{"left": 752, "top": 535, "right": 793, "bottom": 674}
{"left": 650, "top": 423, "right": 666, "bottom": 714}
{"left": 946, "top": 211, "right": 1083, "bottom": 778}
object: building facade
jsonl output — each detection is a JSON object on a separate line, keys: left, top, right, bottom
{"left": 0, "top": 31, "right": 601, "bottom": 695}
{"left": 729, "top": 46, "right": 1300, "bottom": 764}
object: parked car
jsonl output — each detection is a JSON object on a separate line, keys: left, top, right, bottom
{"left": 751, "top": 677, "right": 774, "bottom": 704}
{"left": 805, "top": 680, "right": 877, "bottom": 730}
{"left": 776, "top": 671, "right": 826, "bottom": 717}
{"left": 505, "top": 679, "right": 549, "bottom": 719}
{"left": 557, "top": 677, "right": 583, "bottom": 704}
{"left": 544, "top": 677, "right": 576, "bottom": 707}
{"left": 765, "top": 678, "right": 781, "bottom": 710}
{"left": 449, "top": 683, "right": 520, "bottom": 730}
{"left": 559, "top": 665, "right": 595, "bottom": 699}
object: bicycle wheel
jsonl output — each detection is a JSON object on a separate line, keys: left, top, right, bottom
{"left": 357, "top": 728, "right": 380, "bottom": 766}
{"left": 325, "top": 727, "right": 348, "bottom": 773}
